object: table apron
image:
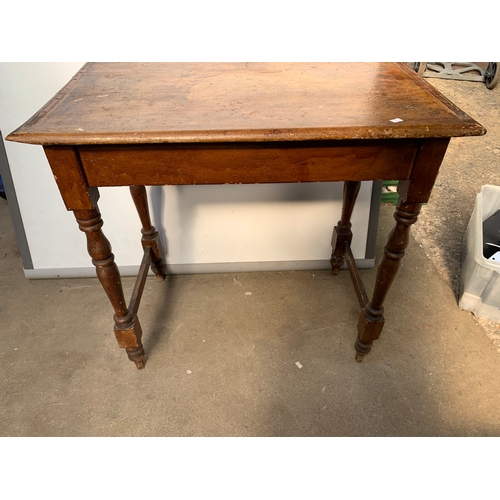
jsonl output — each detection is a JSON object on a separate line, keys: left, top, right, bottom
{"left": 78, "top": 140, "right": 420, "bottom": 187}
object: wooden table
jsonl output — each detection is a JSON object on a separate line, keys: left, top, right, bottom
{"left": 7, "top": 63, "right": 486, "bottom": 369}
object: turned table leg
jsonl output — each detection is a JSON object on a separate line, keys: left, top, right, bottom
{"left": 130, "top": 185, "right": 167, "bottom": 282}
{"left": 74, "top": 208, "right": 146, "bottom": 369}
{"left": 331, "top": 181, "right": 361, "bottom": 275}
{"left": 355, "top": 200, "right": 422, "bottom": 361}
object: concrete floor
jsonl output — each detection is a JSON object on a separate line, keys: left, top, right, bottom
{"left": 413, "top": 76, "right": 500, "bottom": 352}
{"left": 1, "top": 77, "right": 500, "bottom": 437}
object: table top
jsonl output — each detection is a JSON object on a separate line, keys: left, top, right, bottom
{"left": 7, "top": 62, "right": 486, "bottom": 146}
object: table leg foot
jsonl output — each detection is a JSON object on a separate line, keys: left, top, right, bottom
{"left": 75, "top": 208, "right": 148, "bottom": 368}
{"left": 126, "top": 346, "right": 146, "bottom": 370}
{"left": 114, "top": 314, "right": 145, "bottom": 369}
{"left": 330, "top": 247, "right": 344, "bottom": 275}
{"left": 355, "top": 306, "right": 384, "bottom": 361}
{"left": 155, "top": 270, "right": 166, "bottom": 283}
{"left": 330, "top": 181, "right": 361, "bottom": 276}
{"left": 130, "top": 185, "right": 168, "bottom": 282}
{"left": 146, "top": 234, "right": 167, "bottom": 282}
{"left": 354, "top": 339, "right": 373, "bottom": 362}
{"left": 330, "top": 261, "right": 341, "bottom": 276}
{"left": 352, "top": 200, "right": 422, "bottom": 361}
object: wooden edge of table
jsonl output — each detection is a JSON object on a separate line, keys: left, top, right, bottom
{"left": 6, "top": 63, "right": 92, "bottom": 140}
{"left": 5, "top": 123, "right": 486, "bottom": 146}
{"left": 5, "top": 62, "right": 487, "bottom": 146}
{"left": 395, "top": 63, "right": 485, "bottom": 127}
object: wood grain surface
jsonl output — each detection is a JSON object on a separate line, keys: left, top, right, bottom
{"left": 78, "top": 140, "right": 419, "bottom": 186}
{"left": 7, "top": 63, "right": 486, "bottom": 146}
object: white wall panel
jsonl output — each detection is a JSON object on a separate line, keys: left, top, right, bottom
{"left": 0, "top": 63, "right": 375, "bottom": 278}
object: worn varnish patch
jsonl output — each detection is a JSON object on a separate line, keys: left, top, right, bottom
{"left": 6, "top": 63, "right": 486, "bottom": 146}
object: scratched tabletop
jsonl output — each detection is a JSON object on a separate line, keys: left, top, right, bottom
{"left": 7, "top": 63, "right": 486, "bottom": 146}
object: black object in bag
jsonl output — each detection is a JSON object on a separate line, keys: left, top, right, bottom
{"left": 483, "top": 209, "right": 500, "bottom": 258}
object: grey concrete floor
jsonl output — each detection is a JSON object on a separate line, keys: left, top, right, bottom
{"left": 1, "top": 77, "right": 500, "bottom": 437}
{"left": 413, "top": 77, "right": 500, "bottom": 351}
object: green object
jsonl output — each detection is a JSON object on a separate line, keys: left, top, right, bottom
{"left": 381, "top": 180, "right": 399, "bottom": 205}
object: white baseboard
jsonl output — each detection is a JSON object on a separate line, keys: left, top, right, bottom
{"left": 23, "top": 258, "right": 375, "bottom": 279}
